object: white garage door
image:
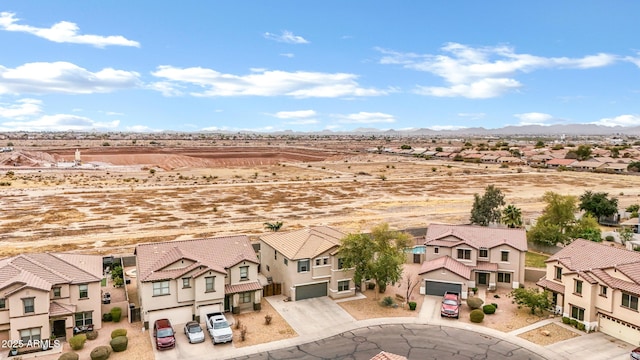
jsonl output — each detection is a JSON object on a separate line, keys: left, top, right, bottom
{"left": 198, "top": 303, "right": 223, "bottom": 324}
{"left": 599, "top": 314, "right": 640, "bottom": 346}
{"left": 148, "top": 306, "right": 193, "bottom": 328}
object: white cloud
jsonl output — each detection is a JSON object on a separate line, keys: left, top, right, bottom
{"left": 105, "top": 111, "right": 124, "bottom": 116}
{"left": 428, "top": 125, "right": 468, "bottom": 131}
{"left": 334, "top": 112, "right": 396, "bottom": 124}
{"left": 150, "top": 66, "right": 386, "bottom": 98}
{"left": 263, "top": 30, "right": 309, "bottom": 44}
{"left": 378, "top": 43, "right": 617, "bottom": 98}
{"left": 591, "top": 114, "right": 640, "bottom": 127}
{"left": 0, "top": 98, "right": 42, "bottom": 119}
{"left": 513, "top": 112, "right": 555, "bottom": 126}
{"left": 0, "top": 12, "right": 139, "bottom": 48}
{"left": 280, "top": 53, "right": 295, "bottom": 58}
{"left": 272, "top": 110, "right": 316, "bottom": 119}
{"left": 457, "top": 112, "right": 486, "bottom": 120}
{"left": 125, "top": 125, "right": 163, "bottom": 132}
{"left": 0, "top": 114, "right": 119, "bottom": 131}
{"left": 0, "top": 62, "right": 140, "bottom": 95}
{"left": 625, "top": 52, "right": 640, "bottom": 67}
{"left": 285, "top": 119, "right": 319, "bottom": 125}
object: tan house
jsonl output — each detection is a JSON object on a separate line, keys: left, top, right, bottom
{"left": 537, "top": 239, "right": 640, "bottom": 345}
{"left": 259, "top": 226, "right": 355, "bottom": 301}
{"left": 135, "top": 235, "right": 261, "bottom": 328}
{"left": 0, "top": 253, "right": 103, "bottom": 342}
{"left": 419, "top": 224, "right": 527, "bottom": 299}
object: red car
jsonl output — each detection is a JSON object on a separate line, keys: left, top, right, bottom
{"left": 153, "top": 318, "right": 176, "bottom": 350}
{"left": 631, "top": 347, "right": 640, "bottom": 360}
{"left": 440, "top": 292, "right": 461, "bottom": 318}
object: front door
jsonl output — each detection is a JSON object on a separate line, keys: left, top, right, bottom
{"left": 477, "top": 273, "right": 488, "bottom": 285}
{"left": 52, "top": 319, "right": 66, "bottom": 339}
{"left": 413, "top": 254, "right": 421, "bottom": 264}
{"left": 224, "top": 295, "right": 230, "bottom": 312}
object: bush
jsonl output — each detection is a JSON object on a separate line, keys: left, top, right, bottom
{"left": 58, "top": 352, "right": 79, "bottom": 360}
{"left": 577, "top": 322, "right": 586, "bottom": 331}
{"left": 408, "top": 301, "right": 417, "bottom": 311}
{"left": 562, "top": 316, "right": 571, "bottom": 324}
{"left": 381, "top": 296, "right": 394, "bottom": 307}
{"left": 482, "top": 304, "right": 496, "bottom": 314}
{"left": 110, "top": 328, "right": 127, "bottom": 339}
{"left": 69, "top": 334, "right": 87, "bottom": 350}
{"left": 110, "top": 336, "right": 128, "bottom": 352}
{"left": 90, "top": 345, "right": 112, "bottom": 360}
{"left": 605, "top": 235, "right": 614, "bottom": 242}
{"left": 569, "top": 319, "right": 578, "bottom": 327}
{"left": 491, "top": 302, "right": 498, "bottom": 309}
{"left": 86, "top": 330, "right": 99, "bottom": 340}
{"left": 102, "top": 313, "right": 112, "bottom": 322}
{"left": 110, "top": 307, "right": 122, "bottom": 323}
{"left": 470, "top": 309, "right": 485, "bottom": 323}
{"left": 367, "top": 282, "right": 375, "bottom": 290}
{"left": 466, "top": 296, "right": 484, "bottom": 310}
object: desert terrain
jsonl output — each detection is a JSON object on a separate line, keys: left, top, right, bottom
{"left": 1, "top": 138, "right": 639, "bottom": 257}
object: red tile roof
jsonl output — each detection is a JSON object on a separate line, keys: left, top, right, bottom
{"left": 425, "top": 224, "right": 527, "bottom": 252}
{"left": 546, "top": 158, "right": 576, "bottom": 166}
{"left": 536, "top": 278, "right": 565, "bottom": 294}
{"left": 260, "top": 226, "right": 345, "bottom": 260}
{"left": 225, "top": 281, "right": 262, "bottom": 294}
{"left": 473, "top": 261, "right": 498, "bottom": 272}
{"left": 49, "top": 301, "right": 76, "bottom": 317}
{"left": 419, "top": 256, "right": 471, "bottom": 280}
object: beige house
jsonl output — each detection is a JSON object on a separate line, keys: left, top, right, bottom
{"left": 0, "top": 253, "right": 103, "bottom": 343}
{"left": 419, "top": 224, "right": 527, "bottom": 299}
{"left": 135, "top": 235, "right": 261, "bottom": 328}
{"left": 537, "top": 239, "right": 640, "bottom": 345}
{"left": 260, "top": 226, "right": 355, "bottom": 301}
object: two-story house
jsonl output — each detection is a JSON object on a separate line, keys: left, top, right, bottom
{"left": 259, "top": 226, "right": 355, "bottom": 301}
{"left": 0, "top": 253, "right": 103, "bottom": 343}
{"left": 537, "top": 239, "right": 640, "bottom": 345}
{"left": 135, "top": 235, "right": 261, "bottom": 328}
{"left": 419, "top": 224, "right": 527, "bottom": 299}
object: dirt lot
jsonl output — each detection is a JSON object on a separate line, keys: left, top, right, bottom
{"left": 231, "top": 298, "right": 297, "bottom": 347}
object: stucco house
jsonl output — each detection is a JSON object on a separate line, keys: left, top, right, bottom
{"left": 537, "top": 239, "right": 640, "bottom": 345}
{"left": 259, "top": 226, "right": 355, "bottom": 301}
{"left": 135, "top": 235, "right": 261, "bottom": 328}
{"left": 419, "top": 224, "right": 527, "bottom": 299}
{"left": 0, "top": 253, "right": 103, "bottom": 343}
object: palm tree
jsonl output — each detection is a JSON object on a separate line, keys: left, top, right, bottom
{"left": 502, "top": 205, "right": 523, "bottom": 228}
{"left": 263, "top": 221, "right": 283, "bottom": 232}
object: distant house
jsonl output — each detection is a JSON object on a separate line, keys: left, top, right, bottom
{"left": 545, "top": 158, "right": 576, "bottom": 169}
{"left": 0, "top": 253, "right": 103, "bottom": 342}
{"left": 259, "top": 226, "right": 355, "bottom": 301}
{"left": 571, "top": 160, "right": 605, "bottom": 172}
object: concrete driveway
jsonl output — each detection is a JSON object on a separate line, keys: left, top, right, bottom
{"left": 548, "top": 331, "right": 636, "bottom": 360}
{"left": 150, "top": 321, "right": 235, "bottom": 360}
{"left": 265, "top": 295, "right": 355, "bottom": 336}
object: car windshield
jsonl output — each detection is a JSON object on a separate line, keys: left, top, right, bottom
{"left": 443, "top": 299, "right": 458, "bottom": 306}
{"left": 213, "top": 321, "right": 229, "bottom": 329}
{"left": 187, "top": 324, "right": 202, "bottom": 333}
{"left": 157, "top": 328, "right": 174, "bottom": 337}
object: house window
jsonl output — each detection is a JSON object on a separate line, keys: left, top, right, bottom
{"left": 79, "top": 284, "right": 88, "bottom": 299}
{"left": 75, "top": 311, "right": 93, "bottom": 327}
{"left": 497, "top": 272, "right": 512, "bottom": 283}
{"left": 571, "top": 305, "right": 585, "bottom": 321}
{"left": 479, "top": 248, "right": 488, "bottom": 258}
{"left": 555, "top": 266, "right": 562, "bottom": 280}
{"left": 20, "top": 328, "right": 41, "bottom": 342}
{"left": 53, "top": 287, "right": 61, "bottom": 298}
{"left": 0, "top": 298, "right": 5, "bottom": 309}
{"left": 298, "top": 259, "right": 310, "bottom": 273}
{"left": 152, "top": 281, "right": 170, "bottom": 296}
{"left": 622, "top": 293, "right": 639, "bottom": 311}
{"left": 240, "top": 292, "right": 251, "bottom": 303}
{"left": 274, "top": 251, "right": 277, "bottom": 260}
{"left": 23, "top": 298, "right": 34, "bottom": 314}
{"left": 315, "top": 258, "right": 321, "bottom": 266}
{"left": 434, "top": 247, "right": 439, "bottom": 254}
{"left": 574, "top": 280, "right": 583, "bottom": 295}
{"left": 338, "top": 280, "right": 350, "bottom": 292}
{"left": 315, "top": 257, "right": 329, "bottom": 266}
{"left": 205, "top": 276, "right": 216, "bottom": 292}
{"left": 338, "top": 258, "right": 344, "bottom": 270}
{"left": 457, "top": 249, "right": 471, "bottom": 260}
{"left": 182, "top": 278, "right": 190, "bottom": 288}
{"left": 240, "top": 266, "right": 249, "bottom": 280}
{"left": 500, "top": 251, "right": 509, "bottom": 262}
{"left": 600, "top": 285, "right": 607, "bottom": 297}
{"left": 323, "top": 258, "right": 329, "bottom": 265}
{"left": 284, "top": 258, "right": 288, "bottom": 266}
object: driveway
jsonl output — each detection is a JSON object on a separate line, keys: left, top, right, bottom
{"left": 547, "top": 331, "right": 635, "bottom": 360}
{"left": 265, "top": 295, "right": 355, "bottom": 336}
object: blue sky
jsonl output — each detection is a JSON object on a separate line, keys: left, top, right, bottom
{"left": 1, "top": 1, "right": 639, "bottom": 133}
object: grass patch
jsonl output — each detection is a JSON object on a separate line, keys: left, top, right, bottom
{"left": 526, "top": 251, "right": 549, "bottom": 268}
{"left": 101, "top": 278, "right": 107, "bottom": 287}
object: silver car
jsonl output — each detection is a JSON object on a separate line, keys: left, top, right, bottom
{"left": 184, "top": 321, "right": 205, "bottom": 344}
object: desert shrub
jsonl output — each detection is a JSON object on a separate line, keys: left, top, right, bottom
{"left": 367, "top": 282, "right": 375, "bottom": 290}
{"left": 58, "top": 352, "right": 79, "bottom": 360}
{"left": 110, "top": 328, "right": 127, "bottom": 339}
{"left": 90, "top": 345, "right": 112, "bottom": 360}
{"left": 491, "top": 302, "right": 498, "bottom": 309}
{"left": 381, "top": 296, "right": 394, "bottom": 307}
{"left": 470, "top": 309, "right": 485, "bottom": 323}
{"left": 86, "top": 330, "right": 99, "bottom": 340}
{"left": 264, "top": 314, "right": 272, "bottom": 325}
{"left": 482, "top": 304, "right": 496, "bottom": 314}
{"left": 605, "top": 235, "right": 614, "bottom": 242}
{"left": 110, "top": 307, "right": 122, "bottom": 322}
{"left": 466, "top": 296, "right": 484, "bottom": 310}
{"left": 569, "top": 319, "right": 578, "bottom": 327}
{"left": 577, "top": 322, "right": 586, "bottom": 331}
{"left": 110, "top": 336, "right": 128, "bottom": 352}
{"left": 408, "top": 301, "right": 417, "bottom": 311}
{"left": 493, "top": 294, "right": 500, "bottom": 298}
{"left": 69, "top": 334, "right": 87, "bottom": 350}
{"left": 562, "top": 316, "right": 571, "bottom": 324}
{"left": 102, "top": 313, "right": 112, "bottom": 322}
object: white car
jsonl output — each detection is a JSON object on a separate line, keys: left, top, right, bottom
{"left": 206, "top": 313, "right": 233, "bottom": 344}
{"left": 183, "top": 321, "right": 205, "bottom": 344}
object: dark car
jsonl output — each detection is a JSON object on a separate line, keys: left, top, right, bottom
{"left": 631, "top": 347, "right": 640, "bottom": 360}
{"left": 153, "top": 318, "right": 176, "bottom": 350}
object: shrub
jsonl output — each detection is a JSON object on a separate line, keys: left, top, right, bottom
{"left": 381, "top": 296, "right": 394, "bottom": 307}
{"left": 562, "top": 316, "right": 571, "bottom": 324}
{"left": 86, "top": 330, "right": 99, "bottom": 340}
{"left": 264, "top": 314, "right": 272, "bottom": 325}
{"left": 491, "top": 302, "right": 498, "bottom": 309}
{"left": 482, "top": 304, "right": 496, "bottom": 314}
{"left": 58, "top": 352, "right": 79, "bottom": 360}
{"left": 110, "top": 307, "right": 122, "bottom": 322}
{"left": 110, "top": 328, "right": 127, "bottom": 339}
{"left": 408, "top": 301, "right": 417, "bottom": 311}
{"left": 90, "top": 345, "right": 112, "bottom": 360}
{"left": 470, "top": 309, "right": 485, "bottom": 323}
{"left": 569, "top": 319, "right": 578, "bottom": 327}
{"left": 367, "top": 282, "right": 375, "bottom": 290}
{"left": 605, "top": 235, "right": 614, "bottom": 242}
{"left": 110, "top": 336, "right": 128, "bottom": 352}
{"left": 69, "top": 334, "right": 87, "bottom": 350}
{"left": 466, "top": 296, "right": 484, "bottom": 310}
{"left": 577, "top": 322, "right": 586, "bottom": 331}
{"left": 102, "top": 313, "right": 112, "bottom": 322}
{"left": 493, "top": 294, "right": 500, "bottom": 299}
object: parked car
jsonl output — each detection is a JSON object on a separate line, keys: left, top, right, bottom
{"left": 206, "top": 312, "right": 233, "bottom": 344}
{"left": 184, "top": 321, "right": 205, "bottom": 344}
{"left": 631, "top": 347, "right": 640, "bottom": 359}
{"left": 440, "top": 291, "right": 461, "bottom": 318}
{"left": 153, "top": 318, "right": 176, "bottom": 350}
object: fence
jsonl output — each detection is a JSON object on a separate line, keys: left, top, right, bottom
{"left": 263, "top": 283, "right": 282, "bottom": 296}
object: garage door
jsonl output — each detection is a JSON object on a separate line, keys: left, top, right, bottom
{"left": 147, "top": 306, "right": 193, "bottom": 328}
{"left": 198, "top": 303, "right": 223, "bottom": 324}
{"left": 599, "top": 314, "right": 640, "bottom": 346}
{"left": 425, "top": 280, "right": 461, "bottom": 296}
{"left": 295, "top": 282, "right": 327, "bottom": 301}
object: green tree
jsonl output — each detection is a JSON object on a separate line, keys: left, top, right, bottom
{"left": 400, "top": 144, "right": 412, "bottom": 150}
{"left": 501, "top": 204, "right": 523, "bottom": 228}
{"left": 527, "top": 192, "right": 578, "bottom": 246}
{"left": 620, "top": 227, "right": 634, "bottom": 245}
{"left": 339, "top": 223, "right": 412, "bottom": 298}
{"left": 510, "top": 288, "right": 551, "bottom": 315}
{"left": 572, "top": 145, "right": 592, "bottom": 161}
{"left": 263, "top": 221, "right": 283, "bottom": 232}
{"left": 628, "top": 161, "right": 640, "bottom": 173}
{"left": 626, "top": 204, "right": 640, "bottom": 213}
{"left": 570, "top": 214, "right": 602, "bottom": 242}
{"left": 579, "top": 191, "right": 618, "bottom": 222}
{"left": 470, "top": 185, "right": 505, "bottom": 226}
{"left": 534, "top": 140, "right": 545, "bottom": 149}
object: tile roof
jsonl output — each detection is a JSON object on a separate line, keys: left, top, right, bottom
{"left": 546, "top": 158, "right": 576, "bottom": 166}
{"left": 473, "top": 261, "right": 498, "bottom": 272}
{"left": 547, "top": 239, "right": 640, "bottom": 271}
{"left": 370, "top": 352, "right": 407, "bottom": 360}
{"left": 419, "top": 256, "right": 471, "bottom": 280}
{"left": 589, "top": 268, "right": 640, "bottom": 297}
{"left": 49, "top": 301, "right": 76, "bottom": 317}
{"left": 136, "top": 235, "right": 258, "bottom": 282}
{"left": 260, "top": 226, "right": 345, "bottom": 260}
{"left": 225, "top": 281, "right": 262, "bottom": 294}
{"left": 425, "top": 224, "right": 527, "bottom": 252}
{"left": 536, "top": 278, "right": 565, "bottom": 294}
